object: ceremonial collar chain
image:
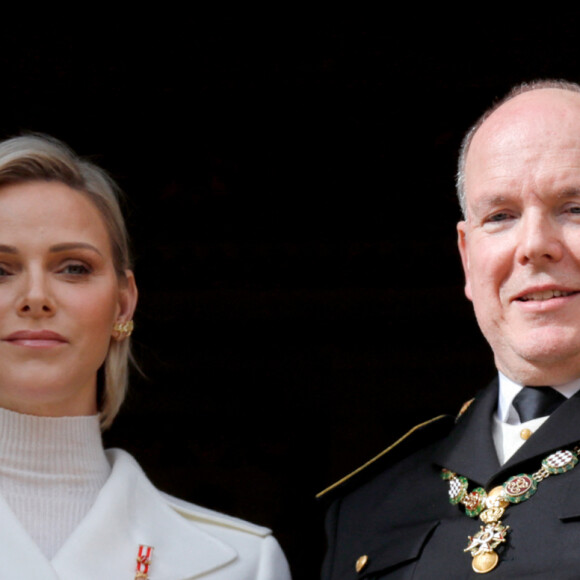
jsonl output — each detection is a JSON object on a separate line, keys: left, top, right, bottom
{"left": 442, "top": 445, "right": 580, "bottom": 574}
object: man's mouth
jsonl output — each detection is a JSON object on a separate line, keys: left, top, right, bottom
{"left": 518, "top": 290, "right": 578, "bottom": 301}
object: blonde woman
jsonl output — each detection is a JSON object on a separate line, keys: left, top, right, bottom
{"left": 0, "top": 134, "right": 291, "bottom": 579}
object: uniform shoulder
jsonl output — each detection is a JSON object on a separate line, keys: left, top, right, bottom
{"left": 160, "top": 491, "right": 273, "bottom": 538}
{"left": 317, "top": 414, "right": 455, "bottom": 501}
{"left": 162, "top": 493, "right": 292, "bottom": 579}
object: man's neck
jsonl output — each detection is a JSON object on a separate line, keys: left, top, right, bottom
{"left": 497, "top": 371, "right": 580, "bottom": 423}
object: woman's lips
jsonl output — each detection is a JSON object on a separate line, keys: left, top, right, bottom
{"left": 4, "top": 330, "right": 68, "bottom": 348}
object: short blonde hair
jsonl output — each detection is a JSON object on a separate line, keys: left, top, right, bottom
{"left": 0, "top": 133, "right": 133, "bottom": 429}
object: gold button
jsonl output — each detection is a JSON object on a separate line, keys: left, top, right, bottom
{"left": 356, "top": 555, "right": 369, "bottom": 573}
{"left": 520, "top": 428, "right": 532, "bottom": 440}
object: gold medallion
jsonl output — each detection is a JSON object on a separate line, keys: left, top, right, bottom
{"left": 464, "top": 522, "right": 509, "bottom": 562}
{"left": 503, "top": 474, "right": 537, "bottom": 503}
{"left": 472, "top": 551, "right": 499, "bottom": 574}
{"left": 486, "top": 486, "right": 509, "bottom": 508}
{"left": 479, "top": 507, "right": 505, "bottom": 524}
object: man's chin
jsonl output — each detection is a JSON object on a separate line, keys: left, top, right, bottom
{"left": 497, "top": 341, "right": 580, "bottom": 385}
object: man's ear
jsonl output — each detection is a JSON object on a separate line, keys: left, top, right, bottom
{"left": 457, "top": 221, "right": 473, "bottom": 301}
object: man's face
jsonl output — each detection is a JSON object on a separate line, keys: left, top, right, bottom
{"left": 458, "top": 89, "right": 580, "bottom": 385}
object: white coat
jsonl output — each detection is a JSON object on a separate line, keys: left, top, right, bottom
{"left": 0, "top": 448, "right": 292, "bottom": 579}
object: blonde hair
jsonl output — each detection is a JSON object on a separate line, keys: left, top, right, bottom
{"left": 0, "top": 133, "right": 133, "bottom": 429}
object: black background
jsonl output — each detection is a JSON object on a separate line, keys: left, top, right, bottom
{"left": 3, "top": 13, "right": 580, "bottom": 579}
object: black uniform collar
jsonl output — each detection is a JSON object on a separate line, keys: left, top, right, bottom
{"left": 432, "top": 379, "right": 580, "bottom": 488}
{"left": 431, "top": 379, "right": 500, "bottom": 486}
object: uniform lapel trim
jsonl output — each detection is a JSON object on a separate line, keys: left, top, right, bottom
{"left": 431, "top": 379, "right": 500, "bottom": 486}
{"left": 52, "top": 449, "right": 237, "bottom": 580}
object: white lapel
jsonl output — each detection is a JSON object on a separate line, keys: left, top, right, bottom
{"left": 0, "top": 493, "right": 60, "bottom": 578}
{"left": 52, "top": 449, "right": 237, "bottom": 580}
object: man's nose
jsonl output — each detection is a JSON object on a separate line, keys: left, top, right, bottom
{"left": 515, "top": 213, "right": 564, "bottom": 265}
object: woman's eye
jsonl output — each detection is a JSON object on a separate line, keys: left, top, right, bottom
{"left": 0, "top": 265, "right": 11, "bottom": 277}
{"left": 61, "top": 263, "right": 91, "bottom": 276}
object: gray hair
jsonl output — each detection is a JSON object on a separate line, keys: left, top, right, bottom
{"left": 0, "top": 133, "right": 133, "bottom": 429}
{"left": 456, "top": 79, "right": 580, "bottom": 217}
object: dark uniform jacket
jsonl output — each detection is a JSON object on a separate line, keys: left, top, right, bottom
{"left": 320, "top": 381, "right": 580, "bottom": 579}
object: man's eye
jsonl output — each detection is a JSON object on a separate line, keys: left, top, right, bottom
{"left": 488, "top": 213, "right": 511, "bottom": 222}
{"left": 568, "top": 206, "right": 580, "bottom": 214}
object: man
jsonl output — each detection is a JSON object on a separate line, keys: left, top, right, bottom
{"left": 320, "top": 80, "right": 580, "bottom": 579}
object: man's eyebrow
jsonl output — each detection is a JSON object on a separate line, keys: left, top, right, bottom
{"left": 472, "top": 188, "right": 580, "bottom": 211}
{"left": 49, "top": 242, "right": 103, "bottom": 256}
{"left": 0, "top": 245, "right": 17, "bottom": 254}
{"left": 470, "top": 194, "right": 510, "bottom": 212}
{"left": 557, "top": 188, "right": 580, "bottom": 199}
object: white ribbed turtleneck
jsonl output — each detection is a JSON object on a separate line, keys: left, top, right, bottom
{"left": 0, "top": 407, "right": 111, "bottom": 559}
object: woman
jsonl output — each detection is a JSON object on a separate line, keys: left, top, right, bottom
{"left": 0, "top": 134, "right": 291, "bottom": 579}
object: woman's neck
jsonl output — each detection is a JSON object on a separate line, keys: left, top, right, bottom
{"left": 0, "top": 407, "right": 111, "bottom": 559}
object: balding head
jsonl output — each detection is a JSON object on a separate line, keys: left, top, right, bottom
{"left": 457, "top": 80, "right": 580, "bottom": 217}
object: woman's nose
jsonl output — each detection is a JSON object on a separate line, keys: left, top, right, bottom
{"left": 17, "top": 272, "right": 55, "bottom": 317}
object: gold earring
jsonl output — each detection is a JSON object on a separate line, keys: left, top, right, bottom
{"left": 112, "top": 320, "right": 134, "bottom": 341}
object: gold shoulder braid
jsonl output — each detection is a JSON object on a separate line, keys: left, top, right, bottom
{"left": 442, "top": 445, "right": 580, "bottom": 574}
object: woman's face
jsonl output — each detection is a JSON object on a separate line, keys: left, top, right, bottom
{"left": 0, "top": 180, "right": 137, "bottom": 417}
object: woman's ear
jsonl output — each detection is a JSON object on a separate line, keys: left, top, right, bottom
{"left": 117, "top": 270, "right": 138, "bottom": 321}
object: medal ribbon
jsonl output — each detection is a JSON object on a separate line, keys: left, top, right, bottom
{"left": 134, "top": 545, "right": 154, "bottom": 579}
